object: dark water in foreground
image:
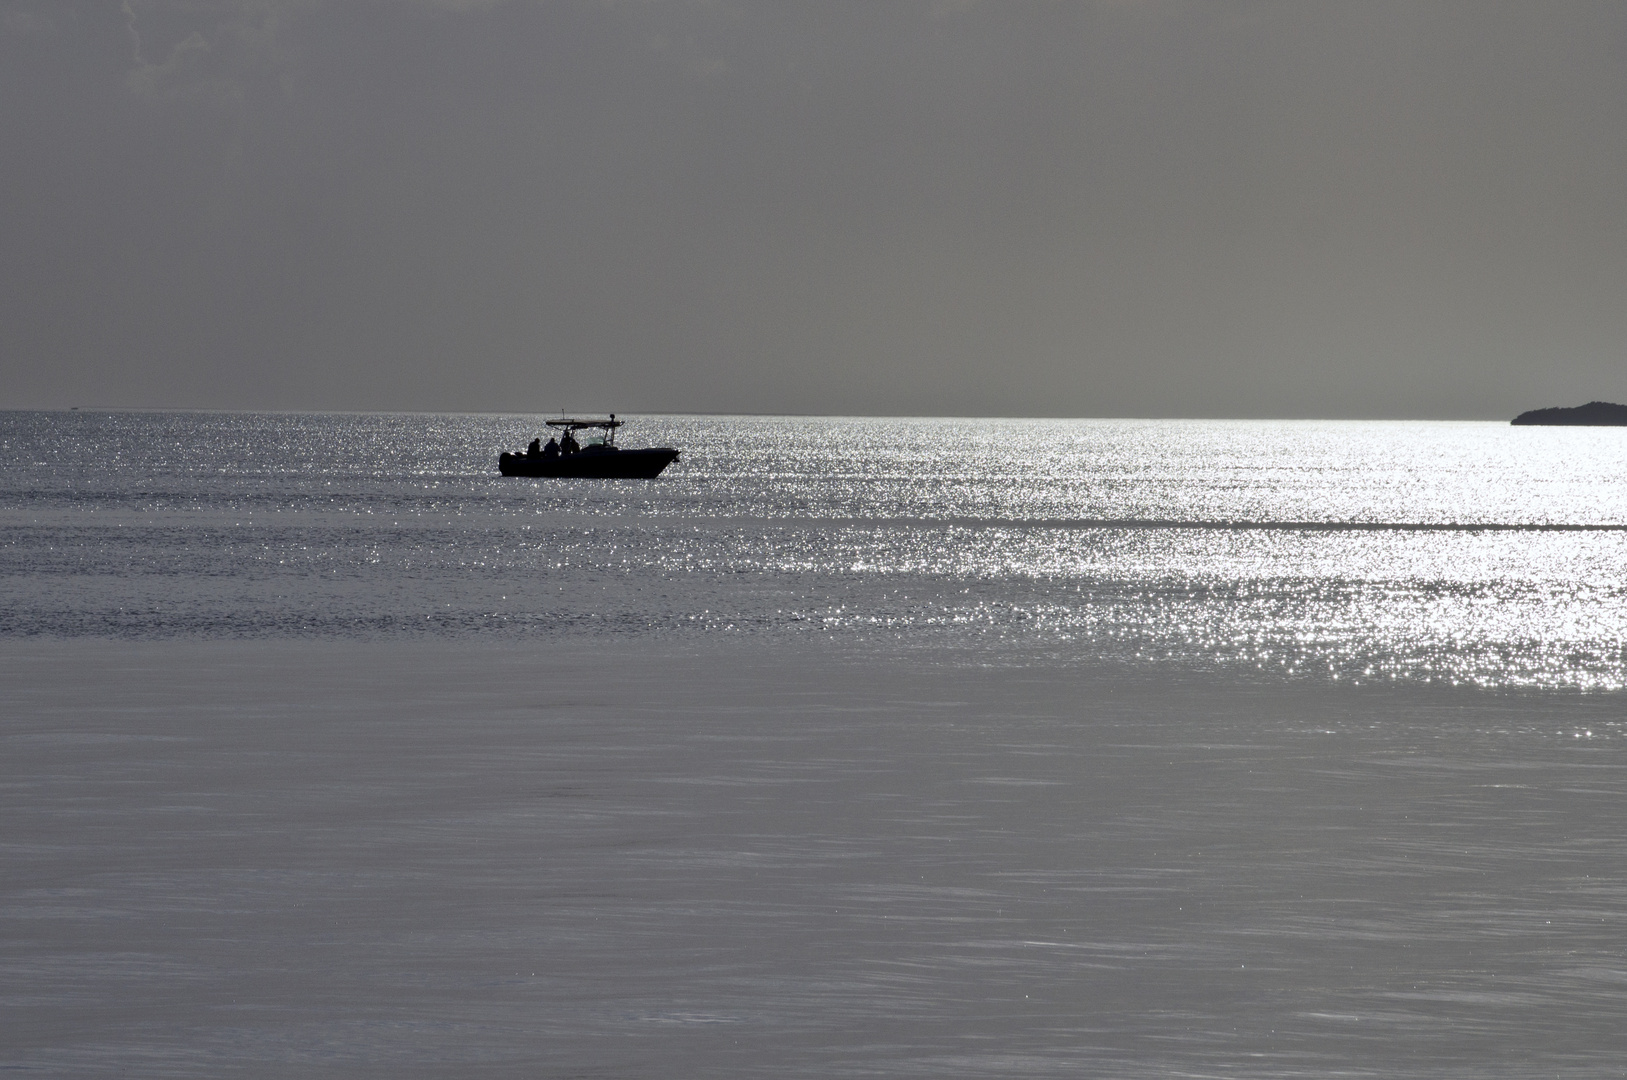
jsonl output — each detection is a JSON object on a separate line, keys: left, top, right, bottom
{"left": 4, "top": 642, "right": 1625, "bottom": 1078}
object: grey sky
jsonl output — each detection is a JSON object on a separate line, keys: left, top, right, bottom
{"left": 3, "top": 0, "right": 1624, "bottom": 417}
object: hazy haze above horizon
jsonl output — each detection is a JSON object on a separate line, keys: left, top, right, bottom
{"left": 3, "top": 0, "right": 1625, "bottom": 418}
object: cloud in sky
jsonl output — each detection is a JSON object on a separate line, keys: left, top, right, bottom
{"left": 3, "top": 0, "right": 1625, "bottom": 416}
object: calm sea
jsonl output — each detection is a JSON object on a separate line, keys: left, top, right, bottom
{"left": 8, "top": 410, "right": 1627, "bottom": 1077}
{"left": 4, "top": 410, "right": 1627, "bottom": 689}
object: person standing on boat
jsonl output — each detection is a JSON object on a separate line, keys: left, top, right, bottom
{"left": 543, "top": 437, "right": 560, "bottom": 458}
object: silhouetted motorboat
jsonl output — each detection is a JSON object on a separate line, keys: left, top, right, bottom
{"left": 498, "top": 416, "right": 679, "bottom": 478}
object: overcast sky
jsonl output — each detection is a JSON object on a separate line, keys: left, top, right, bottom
{"left": 3, "top": 1, "right": 1625, "bottom": 417}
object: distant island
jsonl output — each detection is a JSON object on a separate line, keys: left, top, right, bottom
{"left": 1510, "top": 401, "right": 1627, "bottom": 426}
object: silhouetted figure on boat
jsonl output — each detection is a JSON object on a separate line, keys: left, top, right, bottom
{"left": 497, "top": 416, "right": 679, "bottom": 478}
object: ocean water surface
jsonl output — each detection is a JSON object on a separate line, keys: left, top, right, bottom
{"left": 5, "top": 411, "right": 1627, "bottom": 1078}
{"left": 4, "top": 410, "right": 1627, "bottom": 688}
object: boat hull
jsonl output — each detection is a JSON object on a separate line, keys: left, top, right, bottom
{"left": 498, "top": 447, "right": 679, "bottom": 478}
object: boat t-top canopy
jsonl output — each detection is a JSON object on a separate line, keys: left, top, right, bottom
{"left": 544, "top": 415, "right": 622, "bottom": 431}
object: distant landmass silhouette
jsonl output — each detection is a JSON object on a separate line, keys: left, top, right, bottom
{"left": 1510, "top": 401, "right": 1627, "bottom": 426}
